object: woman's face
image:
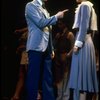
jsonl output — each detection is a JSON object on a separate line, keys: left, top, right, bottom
{"left": 76, "top": 0, "right": 82, "bottom": 3}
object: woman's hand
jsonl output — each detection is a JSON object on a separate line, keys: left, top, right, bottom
{"left": 73, "top": 45, "right": 79, "bottom": 54}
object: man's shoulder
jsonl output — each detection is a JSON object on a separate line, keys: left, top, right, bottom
{"left": 25, "top": 1, "right": 37, "bottom": 9}
{"left": 26, "top": 2, "right": 33, "bottom": 6}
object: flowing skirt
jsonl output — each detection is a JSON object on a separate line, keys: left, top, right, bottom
{"left": 68, "top": 34, "right": 98, "bottom": 93}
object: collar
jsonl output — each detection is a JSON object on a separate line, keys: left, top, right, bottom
{"left": 33, "top": 0, "right": 42, "bottom": 6}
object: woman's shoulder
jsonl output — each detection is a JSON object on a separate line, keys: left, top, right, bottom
{"left": 67, "top": 32, "right": 74, "bottom": 39}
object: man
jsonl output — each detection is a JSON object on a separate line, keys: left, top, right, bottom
{"left": 25, "top": 0, "right": 68, "bottom": 99}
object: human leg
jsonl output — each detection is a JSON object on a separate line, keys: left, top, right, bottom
{"left": 56, "top": 72, "right": 70, "bottom": 100}
{"left": 11, "top": 65, "right": 27, "bottom": 100}
{"left": 26, "top": 50, "right": 42, "bottom": 100}
{"left": 42, "top": 53, "right": 55, "bottom": 100}
{"left": 79, "top": 92, "right": 86, "bottom": 100}
{"left": 73, "top": 89, "right": 80, "bottom": 100}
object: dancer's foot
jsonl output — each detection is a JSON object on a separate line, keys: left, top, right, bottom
{"left": 37, "top": 91, "right": 42, "bottom": 100}
{"left": 11, "top": 96, "right": 19, "bottom": 100}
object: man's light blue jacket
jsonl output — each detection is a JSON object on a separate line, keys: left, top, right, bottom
{"left": 25, "top": 0, "right": 57, "bottom": 52}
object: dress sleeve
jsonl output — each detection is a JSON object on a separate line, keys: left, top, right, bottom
{"left": 75, "top": 4, "right": 90, "bottom": 47}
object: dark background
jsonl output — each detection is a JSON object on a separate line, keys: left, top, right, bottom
{"left": 1, "top": 0, "right": 99, "bottom": 99}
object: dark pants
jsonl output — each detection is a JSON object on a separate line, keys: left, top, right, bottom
{"left": 26, "top": 50, "right": 55, "bottom": 100}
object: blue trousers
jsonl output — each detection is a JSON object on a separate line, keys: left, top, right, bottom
{"left": 26, "top": 50, "right": 55, "bottom": 100}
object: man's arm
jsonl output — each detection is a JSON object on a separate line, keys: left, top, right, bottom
{"left": 25, "top": 3, "right": 68, "bottom": 28}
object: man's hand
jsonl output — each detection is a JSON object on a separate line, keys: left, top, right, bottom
{"left": 55, "top": 9, "right": 69, "bottom": 19}
{"left": 51, "top": 51, "right": 55, "bottom": 59}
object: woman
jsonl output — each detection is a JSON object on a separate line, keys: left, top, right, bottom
{"left": 68, "top": 0, "right": 98, "bottom": 100}
{"left": 53, "top": 19, "right": 74, "bottom": 100}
